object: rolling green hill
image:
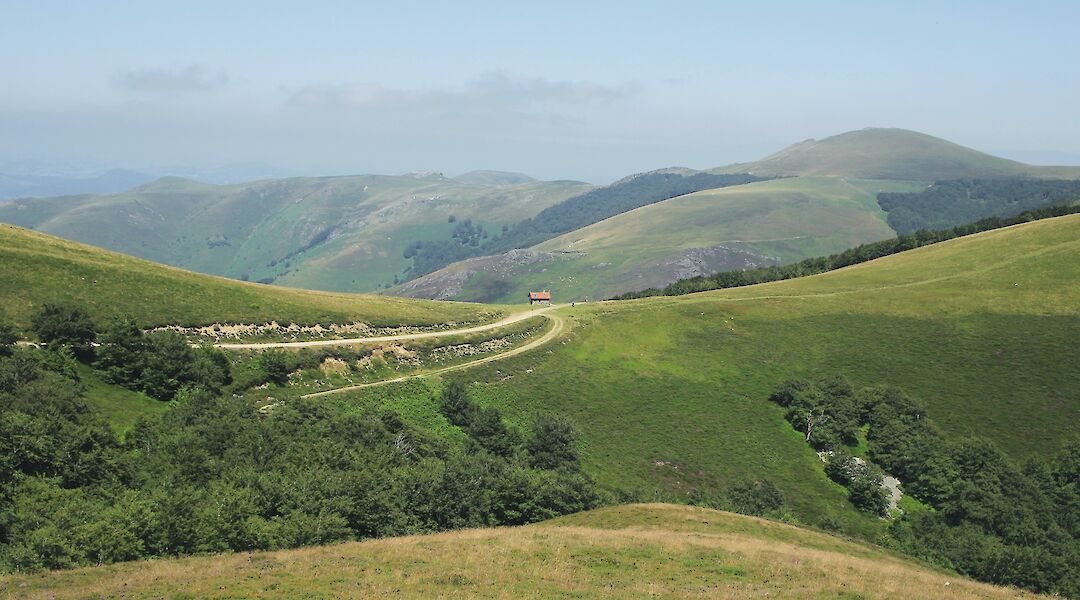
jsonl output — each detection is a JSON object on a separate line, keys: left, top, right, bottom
{"left": 393, "top": 128, "right": 1080, "bottom": 304}
{"left": 0, "top": 223, "right": 503, "bottom": 330}
{"left": 713, "top": 127, "right": 1080, "bottom": 180}
{"left": 4, "top": 211, "right": 1077, "bottom": 595}
{"left": 380, "top": 215, "right": 1080, "bottom": 532}
{"left": 0, "top": 173, "right": 592, "bottom": 293}
{"left": 2, "top": 504, "right": 1042, "bottom": 599}
{"left": 394, "top": 177, "right": 926, "bottom": 302}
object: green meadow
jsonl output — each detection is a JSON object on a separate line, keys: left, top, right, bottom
{"left": 0, "top": 223, "right": 504, "bottom": 329}
{"left": 343, "top": 215, "right": 1080, "bottom": 536}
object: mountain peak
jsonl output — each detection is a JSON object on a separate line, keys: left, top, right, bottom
{"left": 717, "top": 128, "right": 1037, "bottom": 180}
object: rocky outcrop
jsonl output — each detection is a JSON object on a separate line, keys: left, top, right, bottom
{"left": 663, "top": 245, "right": 781, "bottom": 280}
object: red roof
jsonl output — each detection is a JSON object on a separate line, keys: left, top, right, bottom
{"left": 528, "top": 291, "right": 551, "bottom": 300}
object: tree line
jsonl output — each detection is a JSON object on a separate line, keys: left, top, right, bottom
{"left": 614, "top": 203, "right": 1080, "bottom": 300}
{"left": 769, "top": 376, "right": 1080, "bottom": 596}
{"left": 879, "top": 178, "right": 1080, "bottom": 234}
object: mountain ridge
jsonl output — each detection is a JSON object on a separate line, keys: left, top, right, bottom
{"left": 0, "top": 173, "right": 593, "bottom": 292}
{"left": 395, "top": 127, "right": 1080, "bottom": 302}
{"left": 713, "top": 127, "right": 1080, "bottom": 180}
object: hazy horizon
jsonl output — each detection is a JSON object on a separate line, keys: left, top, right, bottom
{"left": 3, "top": 0, "right": 1080, "bottom": 183}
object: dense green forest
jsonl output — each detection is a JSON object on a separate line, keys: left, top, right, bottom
{"left": 769, "top": 377, "right": 1080, "bottom": 596}
{"left": 0, "top": 308, "right": 788, "bottom": 573}
{"left": 614, "top": 203, "right": 1080, "bottom": 299}
{"left": 402, "top": 172, "right": 765, "bottom": 278}
{"left": 0, "top": 343, "right": 600, "bottom": 571}
{"left": 879, "top": 178, "right": 1080, "bottom": 234}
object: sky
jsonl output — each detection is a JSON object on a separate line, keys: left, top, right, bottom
{"left": 2, "top": 0, "right": 1079, "bottom": 183}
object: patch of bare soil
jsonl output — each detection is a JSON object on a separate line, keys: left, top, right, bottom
{"left": 319, "top": 357, "right": 350, "bottom": 377}
{"left": 665, "top": 244, "right": 780, "bottom": 280}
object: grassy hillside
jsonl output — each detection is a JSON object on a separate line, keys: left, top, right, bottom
{"left": 2, "top": 504, "right": 1042, "bottom": 599}
{"left": 0, "top": 173, "right": 591, "bottom": 292}
{"left": 0, "top": 224, "right": 502, "bottom": 330}
{"left": 395, "top": 177, "right": 925, "bottom": 302}
{"left": 394, "top": 128, "right": 1080, "bottom": 303}
{"left": 397, "top": 171, "right": 764, "bottom": 284}
{"left": 3, "top": 211, "right": 1076, "bottom": 596}
{"left": 74, "top": 363, "right": 167, "bottom": 433}
{"left": 714, "top": 127, "right": 1080, "bottom": 180}
{"left": 375, "top": 215, "right": 1080, "bottom": 534}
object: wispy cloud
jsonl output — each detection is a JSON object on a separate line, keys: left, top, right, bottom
{"left": 114, "top": 64, "right": 228, "bottom": 93}
{"left": 286, "top": 71, "right": 641, "bottom": 113}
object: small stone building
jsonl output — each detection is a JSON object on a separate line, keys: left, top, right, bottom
{"left": 528, "top": 291, "right": 552, "bottom": 305}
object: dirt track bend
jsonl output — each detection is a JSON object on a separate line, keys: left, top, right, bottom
{"left": 215, "top": 304, "right": 560, "bottom": 350}
{"left": 301, "top": 312, "right": 565, "bottom": 398}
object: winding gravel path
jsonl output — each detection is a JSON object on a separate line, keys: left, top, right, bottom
{"left": 215, "top": 304, "right": 560, "bottom": 350}
{"left": 300, "top": 312, "right": 565, "bottom": 398}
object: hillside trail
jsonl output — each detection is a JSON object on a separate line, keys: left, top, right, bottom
{"left": 216, "top": 303, "right": 561, "bottom": 350}
{"left": 301, "top": 312, "right": 565, "bottom": 398}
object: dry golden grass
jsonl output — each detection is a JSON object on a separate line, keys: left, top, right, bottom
{"left": 1, "top": 504, "right": 1043, "bottom": 599}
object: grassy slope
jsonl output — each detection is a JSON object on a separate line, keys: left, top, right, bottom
{"left": 1, "top": 504, "right": 1043, "bottom": 599}
{"left": 0, "top": 175, "right": 592, "bottom": 292}
{"left": 372, "top": 215, "right": 1079, "bottom": 535}
{"left": 395, "top": 128, "right": 1080, "bottom": 304}
{"left": 713, "top": 127, "right": 1080, "bottom": 180}
{"left": 532, "top": 176, "right": 923, "bottom": 270}
{"left": 403, "top": 177, "right": 926, "bottom": 303}
{"left": 273, "top": 178, "right": 591, "bottom": 292}
{"left": 75, "top": 363, "right": 166, "bottom": 434}
{"left": 0, "top": 224, "right": 503, "bottom": 329}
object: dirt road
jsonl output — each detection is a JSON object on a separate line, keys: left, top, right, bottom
{"left": 301, "top": 312, "right": 565, "bottom": 398}
{"left": 216, "top": 304, "right": 560, "bottom": 350}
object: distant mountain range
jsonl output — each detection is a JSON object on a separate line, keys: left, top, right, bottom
{"left": 0, "top": 169, "right": 155, "bottom": 201}
{"left": 2, "top": 128, "right": 1079, "bottom": 302}
{"left": 394, "top": 128, "right": 1080, "bottom": 301}
{"left": 0, "top": 171, "right": 591, "bottom": 292}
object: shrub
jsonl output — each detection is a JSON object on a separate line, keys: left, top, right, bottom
{"left": 527, "top": 413, "right": 580, "bottom": 471}
{"left": 824, "top": 450, "right": 860, "bottom": 485}
{"left": 0, "top": 319, "right": 16, "bottom": 355}
{"left": 30, "top": 304, "right": 96, "bottom": 355}
{"left": 95, "top": 315, "right": 148, "bottom": 385}
{"left": 848, "top": 464, "right": 889, "bottom": 516}
{"left": 258, "top": 350, "right": 292, "bottom": 386}
{"left": 727, "top": 479, "right": 785, "bottom": 516}
{"left": 440, "top": 379, "right": 475, "bottom": 427}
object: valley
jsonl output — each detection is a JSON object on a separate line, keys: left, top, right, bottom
{"left": 2, "top": 130, "right": 1079, "bottom": 598}
{"left": 8, "top": 5, "right": 1080, "bottom": 597}
{"left": 0, "top": 173, "right": 591, "bottom": 293}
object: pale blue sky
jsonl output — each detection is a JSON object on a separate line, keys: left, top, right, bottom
{"left": 2, "top": 0, "right": 1078, "bottom": 182}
